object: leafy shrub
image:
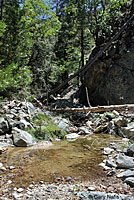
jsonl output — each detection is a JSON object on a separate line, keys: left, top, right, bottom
{"left": 28, "top": 113, "right": 66, "bottom": 140}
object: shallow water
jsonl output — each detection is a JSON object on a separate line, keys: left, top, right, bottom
{"left": 0, "top": 134, "right": 121, "bottom": 188}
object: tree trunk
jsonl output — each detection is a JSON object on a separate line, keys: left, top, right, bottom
{"left": 0, "top": 0, "right": 3, "bottom": 20}
{"left": 43, "top": 14, "right": 134, "bottom": 98}
{"left": 81, "top": 27, "right": 84, "bottom": 68}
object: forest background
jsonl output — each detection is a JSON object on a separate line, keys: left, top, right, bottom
{"left": 0, "top": 0, "right": 133, "bottom": 102}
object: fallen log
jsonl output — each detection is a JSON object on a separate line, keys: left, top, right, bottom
{"left": 49, "top": 104, "right": 134, "bottom": 113}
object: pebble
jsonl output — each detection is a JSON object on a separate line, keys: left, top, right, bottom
{"left": 88, "top": 185, "right": 96, "bottom": 191}
{"left": 39, "top": 180, "right": 44, "bottom": 184}
{"left": 107, "top": 186, "right": 114, "bottom": 192}
{"left": 12, "top": 192, "right": 23, "bottom": 199}
{"left": 107, "top": 169, "right": 116, "bottom": 176}
{"left": 1, "top": 167, "right": 6, "bottom": 171}
{"left": 29, "top": 184, "right": 34, "bottom": 189}
{"left": 7, "top": 180, "right": 12, "bottom": 184}
{"left": 0, "top": 162, "right": 3, "bottom": 168}
{"left": 66, "top": 176, "right": 72, "bottom": 181}
{"left": 17, "top": 188, "right": 24, "bottom": 193}
{"left": 9, "top": 166, "right": 15, "bottom": 170}
{"left": 103, "top": 147, "right": 114, "bottom": 155}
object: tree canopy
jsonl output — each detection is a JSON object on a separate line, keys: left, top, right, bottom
{"left": 0, "top": 0, "right": 133, "bottom": 100}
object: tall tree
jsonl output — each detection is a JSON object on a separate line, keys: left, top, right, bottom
{"left": 51, "top": 0, "right": 92, "bottom": 86}
{"left": 0, "top": 0, "right": 59, "bottom": 98}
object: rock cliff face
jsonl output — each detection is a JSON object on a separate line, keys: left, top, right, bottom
{"left": 80, "top": 20, "right": 134, "bottom": 106}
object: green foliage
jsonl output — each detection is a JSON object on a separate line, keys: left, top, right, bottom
{"left": 0, "top": 62, "right": 32, "bottom": 95}
{"left": 0, "top": 0, "right": 60, "bottom": 98}
{"left": 0, "top": 21, "right": 6, "bottom": 37}
{"left": 88, "top": 0, "right": 128, "bottom": 45}
{"left": 29, "top": 36, "right": 57, "bottom": 94}
{"left": 21, "top": 0, "right": 60, "bottom": 37}
{"left": 0, "top": 0, "right": 132, "bottom": 99}
{"left": 28, "top": 113, "right": 66, "bottom": 140}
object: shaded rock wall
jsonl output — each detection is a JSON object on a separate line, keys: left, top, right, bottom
{"left": 80, "top": 20, "right": 134, "bottom": 106}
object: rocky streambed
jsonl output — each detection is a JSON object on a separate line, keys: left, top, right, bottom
{"left": 0, "top": 100, "right": 134, "bottom": 199}
{"left": 0, "top": 134, "right": 134, "bottom": 199}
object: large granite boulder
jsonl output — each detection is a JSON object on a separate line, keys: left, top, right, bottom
{"left": 116, "top": 153, "right": 134, "bottom": 169}
{"left": 12, "top": 127, "right": 34, "bottom": 147}
{"left": 79, "top": 23, "right": 134, "bottom": 106}
{"left": 77, "top": 191, "right": 133, "bottom": 200}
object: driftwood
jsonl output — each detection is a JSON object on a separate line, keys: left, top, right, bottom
{"left": 49, "top": 104, "right": 134, "bottom": 113}
{"left": 44, "top": 14, "right": 134, "bottom": 98}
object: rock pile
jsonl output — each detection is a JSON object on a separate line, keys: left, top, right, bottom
{"left": 99, "top": 139, "right": 134, "bottom": 189}
{"left": 0, "top": 100, "right": 44, "bottom": 147}
{"left": 0, "top": 100, "right": 80, "bottom": 147}
{"left": 85, "top": 110, "right": 134, "bottom": 140}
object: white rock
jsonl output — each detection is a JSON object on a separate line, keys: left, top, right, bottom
{"left": 99, "top": 163, "right": 105, "bottom": 168}
{"left": 28, "top": 184, "right": 34, "bottom": 189}
{"left": 14, "top": 187, "right": 17, "bottom": 191}
{"left": 17, "top": 188, "right": 24, "bottom": 193}
{"left": 12, "top": 192, "right": 23, "bottom": 199}
{"left": 88, "top": 185, "right": 96, "bottom": 191}
{"left": 103, "top": 147, "right": 114, "bottom": 155}
{"left": 1, "top": 167, "right": 6, "bottom": 171}
{"left": 0, "top": 162, "right": 3, "bottom": 168}
{"left": 99, "top": 162, "right": 111, "bottom": 171}
{"left": 112, "top": 110, "right": 120, "bottom": 116}
{"left": 86, "top": 121, "right": 92, "bottom": 127}
{"left": 122, "top": 138, "right": 129, "bottom": 142}
{"left": 9, "top": 166, "right": 15, "bottom": 170}
{"left": 7, "top": 180, "right": 12, "bottom": 184}
{"left": 66, "top": 133, "right": 79, "bottom": 140}
{"left": 104, "top": 166, "right": 111, "bottom": 170}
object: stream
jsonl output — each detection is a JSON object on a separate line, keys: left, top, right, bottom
{"left": 0, "top": 134, "right": 121, "bottom": 189}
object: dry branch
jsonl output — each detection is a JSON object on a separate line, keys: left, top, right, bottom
{"left": 49, "top": 104, "right": 134, "bottom": 113}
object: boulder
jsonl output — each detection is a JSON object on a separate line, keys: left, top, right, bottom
{"left": 17, "top": 119, "right": 33, "bottom": 130}
{"left": 106, "top": 159, "right": 117, "bottom": 168}
{"left": 79, "top": 26, "right": 134, "bottom": 106}
{"left": 127, "top": 122, "right": 134, "bottom": 128}
{"left": 117, "top": 169, "right": 134, "bottom": 179}
{"left": 124, "top": 177, "right": 134, "bottom": 187}
{"left": 126, "top": 144, "right": 134, "bottom": 157}
{"left": 113, "top": 117, "right": 128, "bottom": 127}
{"left": 118, "top": 127, "right": 134, "bottom": 139}
{"left": 77, "top": 191, "right": 133, "bottom": 200}
{"left": 116, "top": 153, "right": 134, "bottom": 169}
{"left": 0, "top": 118, "right": 9, "bottom": 134}
{"left": 54, "top": 117, "right": 71, "bottom": 131}
{"left": 12, "top": 127, "right": 34, "bottom": 147}
{"left": 23, "top": 102, "right": 36, "bottom": 115}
